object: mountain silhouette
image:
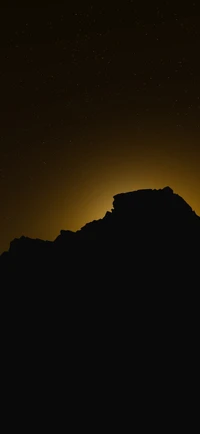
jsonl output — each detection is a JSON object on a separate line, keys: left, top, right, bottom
{"left": 1, "top": 186, "right": 200, "bottom": 286}
{"left": 1, "top": 186, "right": 199, "bottom": 412}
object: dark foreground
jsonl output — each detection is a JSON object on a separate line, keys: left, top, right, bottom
{"left": 1, "top": 187, "right": 199, "bottom": 419}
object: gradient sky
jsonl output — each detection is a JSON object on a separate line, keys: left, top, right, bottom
{"left": 1, "top": 1, "right": 200, "bottom": 253}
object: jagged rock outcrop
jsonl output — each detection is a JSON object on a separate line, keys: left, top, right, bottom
{"left": 1, "top": 185, "right": 198, "bottom": 407}
{"left": 1, "top": 186, "right": 199, "bottom": 286}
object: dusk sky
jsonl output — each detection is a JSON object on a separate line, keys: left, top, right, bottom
{"left": 1, "top": 1, "right": 200, "bottom": 253}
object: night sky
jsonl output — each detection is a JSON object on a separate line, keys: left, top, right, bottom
{"left": 1, "top": 1, "right": 200, "bottom": 253}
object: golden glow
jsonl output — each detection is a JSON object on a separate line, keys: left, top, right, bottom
{"left": 1, "top": 126, "right": 200, "bottom": 254}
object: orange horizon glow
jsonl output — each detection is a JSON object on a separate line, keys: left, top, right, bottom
{"left": 1, "top": 127, "right": 199, "bottom": 254}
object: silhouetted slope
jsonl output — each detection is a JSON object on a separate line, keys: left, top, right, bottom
{"left": 1, "top": 186, "right": 199, "bottom": 413}
{"left": 1, "top": 186, "right": 199, "bottom": 286}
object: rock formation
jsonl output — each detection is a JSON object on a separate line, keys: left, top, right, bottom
{"left": 1, "top": 186, "right": 199, "bottom": 289}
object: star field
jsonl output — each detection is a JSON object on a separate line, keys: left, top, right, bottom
{"left": 1, "top": 1, "right": 200, "bottom": 253}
